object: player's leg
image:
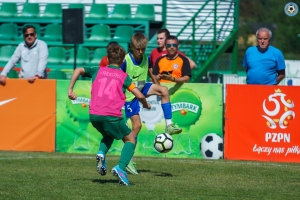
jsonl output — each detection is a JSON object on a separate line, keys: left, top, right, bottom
{"left": 124, "top": 100, "right": 141, "bottom": 175}
{"left": 146, "top": 83, "right": 182, "bottom": 135}
{"left": 124, "top": 100, "right": 142, "bottom": 138}
{"left": 111, "top": 118, "right": 135, "bottom": 186}
{"left": 125, "top": 115, "right": 140, "bottom": 175}
{"left": 91, "top": 120, "right": 114, "bottom": 176}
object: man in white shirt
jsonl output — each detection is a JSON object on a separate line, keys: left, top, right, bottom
{"left": 0, "top": 25, "right": 48, "bottom": 86}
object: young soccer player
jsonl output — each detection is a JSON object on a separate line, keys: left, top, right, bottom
{"left": 121, "top": 33, "right": 182, "bottom": 175}
{"left": 99, "top": 41, "right": 119, "bottom": 67}
{"left": 68, "top": 44, "right": 151, "bottom": 186}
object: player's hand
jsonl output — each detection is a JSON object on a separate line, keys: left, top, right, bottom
{"left": 68, "top": 89, "right": 77, "bottom": 100}
{"left": 0, "top": 75, "right": 7, "bottom": 86}
{"left": 143, "top": 102, "right": 151, "bottom": 110}
{"left": 156, "top": 74, "right": 162, "bottom": 81}
{"left": 28, "top": 76, "right": 38, "bottom": 83}
{"left": 161, "top": 73, "right": 173, "bottom": 81}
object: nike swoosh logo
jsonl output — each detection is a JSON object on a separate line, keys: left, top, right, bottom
{"left": 133, "top": 74, "right": 142, "bottom": 79}
{"left": 0, "top": 98, "right": 17, "bottom": 106}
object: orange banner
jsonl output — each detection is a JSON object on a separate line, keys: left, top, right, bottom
{"left": 0, "top": 79, "right": 56, "bottom": 152}
{"left": 225, "top": 84, "right": 300, "bottom": 163}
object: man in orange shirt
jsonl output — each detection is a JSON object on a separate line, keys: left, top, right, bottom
{"left": 150, "top": 28, "right": 195, "bottom": 70}
{"left": 152, "top": 35, "right": 191, "bottom": 83}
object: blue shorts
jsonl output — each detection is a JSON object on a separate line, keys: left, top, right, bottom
{"left": 124, "top": 82, "right": 152, "bottom": 118}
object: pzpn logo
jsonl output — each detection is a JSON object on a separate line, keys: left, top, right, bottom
{"left": 262, "top": 89, "right": 295, "bottom": 129}
{"left": 284, "top": 2, "right": 298, "bottom": 16}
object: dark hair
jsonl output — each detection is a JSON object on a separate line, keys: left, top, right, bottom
{"left": 107, "top": 44, "right": 126, "bottom": 65}
{"left": 165, "top": 35, "right": 178, "bottom": 44}
{"left": 157, "top": 28, "right": 170, "bottom": 37}
{"left": 22, "top": 25, "right": 36, "bottom": 35}
{"left": 107, "top": 41, "right": 119, "bottom": 49}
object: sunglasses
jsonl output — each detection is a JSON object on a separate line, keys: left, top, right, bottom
{"left": 24, "top": 33, "right": 35, "bottom": 38}
{"left": 166, "top": 43, "right": 178, "bottom": 48}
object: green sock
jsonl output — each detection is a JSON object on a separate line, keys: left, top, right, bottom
{"left": 99, "top": 136, "right": 114, "bottom": 155}
{"left": 118, "top": 142, "right": 135, "bottom": 171}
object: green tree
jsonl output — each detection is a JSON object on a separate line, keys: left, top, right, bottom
{"left": 239, "top": 0, "right": 300, "bottom": 59}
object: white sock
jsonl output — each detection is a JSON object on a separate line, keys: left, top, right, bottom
{"left": 165, "top": 119, "right": 172, "bottom": 126}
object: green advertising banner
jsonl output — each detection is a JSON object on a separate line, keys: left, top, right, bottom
{"left": 56, "top": 80, "right": 223, "bottom": 159}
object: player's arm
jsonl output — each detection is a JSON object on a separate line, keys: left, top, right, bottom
{"left": 127, "top": 82, "right": 151, "bottom": 109}
{"left": 0, "top": 45, "right": 21, "bottom": 86}
{"left": 68, "top": 68, "right": 85, "bottom": 100}
{"left": 276, "top": 69, "right": 285, "bottom": 85}
{"left": 152, "top": 57, "right": 163, "bottom": 83}
{"left": 147, "top": 55, "right": 160, "bottom": 85}
{"left": 242, "top": 49, "right": 249, "bottom": 73}
{"left": 148, "top": 68, "right": 160, "bottom": 85}
{"left": 275, "top": 50, "right": 286, "bottom": 85}
{"left": 186, "top": 56, "right": 196, "bottom": 70}
{"left": 172, "top": 56, "right": 191, "bottom": 83}
{"left": 36, "top": 41, "right": 48, "bottom": 78}
{"left": 178, "top": 51, "right": 196, "bottom": 70}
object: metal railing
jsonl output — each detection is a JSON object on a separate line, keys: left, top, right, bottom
{"left": 171, "top": 0, "right": 239, "bottom": 82}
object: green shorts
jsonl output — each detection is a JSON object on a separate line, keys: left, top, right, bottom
{"left": 90, "top": 114, "right": 131, "bottom": 140}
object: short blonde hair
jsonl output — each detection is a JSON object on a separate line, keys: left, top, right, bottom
{"left": 130, "top": 33, "right": 148, "bottom": 49}
{"left": 107, "top": 44, "right": 126, "bottom": 65}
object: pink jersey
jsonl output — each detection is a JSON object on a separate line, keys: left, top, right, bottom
{"left": 90, "top": 67, "right": 127, "bottom": 117}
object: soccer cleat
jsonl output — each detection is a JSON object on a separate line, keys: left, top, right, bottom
{"left": 126, "top": 161, "right": 138, "bottom": 175}
{"left": 111, "top": 165, "right": 130, "bottom": 186}
{"left": 96, "top": 151, "right": 107, "bottom": 176}
{"left": 166, "top": 123, "right": 182, "bottom": 135}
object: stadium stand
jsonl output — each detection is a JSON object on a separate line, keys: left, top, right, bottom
{"left": 113, "top": 25, "right": 134, "bottom": 43}
{"left": 47, "top": 70, "right": 67, "bottom": 79}
{"left": 42, "top": 3, "right": 62, "bottom": 18}
{"left": 68, "top": 3, "right": 85, "bottom": 9}
{"left": 19, "top": 3, "right": 40, "bottom": 18}
{"left": 88, "top": 24, "right": 111, "bottom": 42}
{"left": 0, "top": 2, "right": 17, "bottom": 17}
{"left": 66, "top": 47, "right": 90, "bottom": 65}
{"left": 3, "top": 69, "right": 19, "bottom": 78}
{"left": 41, "top": 24, "right": 62, "bottom": 41}
{"left": 48, "top": 46, "right": 65, "bottom": 64}
{"left": 0, "top": 45, "right": 16, "bottom": 63}
{"left": 89, "top": 48, "right": 106, "bottom": 65}
{"left": 0, "top": 23, "right": 18, "bottom": 40}
{"left": 87, "top": 4, "right": 108, "bottom": 19}
{"left": 134, "top": 4, "right": 155, "bottom": 21}
{"left": 110, "top": 4, "right": 131, "bottom": 19}
{"left": 0, "top": 1, "right": 238, "bottom": 82}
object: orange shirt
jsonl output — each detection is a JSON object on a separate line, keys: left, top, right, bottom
{"left": 152, "top": 54, "right": 191, "bottom": 83}
{"left": 99, "top": 55, "right": 108, "bottom": 67}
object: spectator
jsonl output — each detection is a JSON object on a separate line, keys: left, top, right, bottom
{"left": 99, "top": 41, "right": 119, "bottom": 67}
{"left": 0, "top": 25, "right": 48, "bottom": 86}
{"left": 242, "top": 27, "right": 286, "bottom": 85}
{"left": 153, "top": 35, "right": 191, "bottom": 83}
{"left": 150, "top": 28, "right": 196, "bottom": 70}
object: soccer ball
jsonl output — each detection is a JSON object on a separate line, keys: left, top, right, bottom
{"left": 200, "top": 133, "right": 223, "bottom": 159}
{"left": 154, "top": 133, "right": 173, "bottom": 153}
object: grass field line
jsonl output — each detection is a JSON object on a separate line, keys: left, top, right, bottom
{"left": 0, "top": 152, "right": 299, "bottom": 168}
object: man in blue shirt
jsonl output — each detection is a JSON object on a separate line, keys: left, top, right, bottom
{"left": 242, "top": 27, "right": 286, "bottom": 85}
